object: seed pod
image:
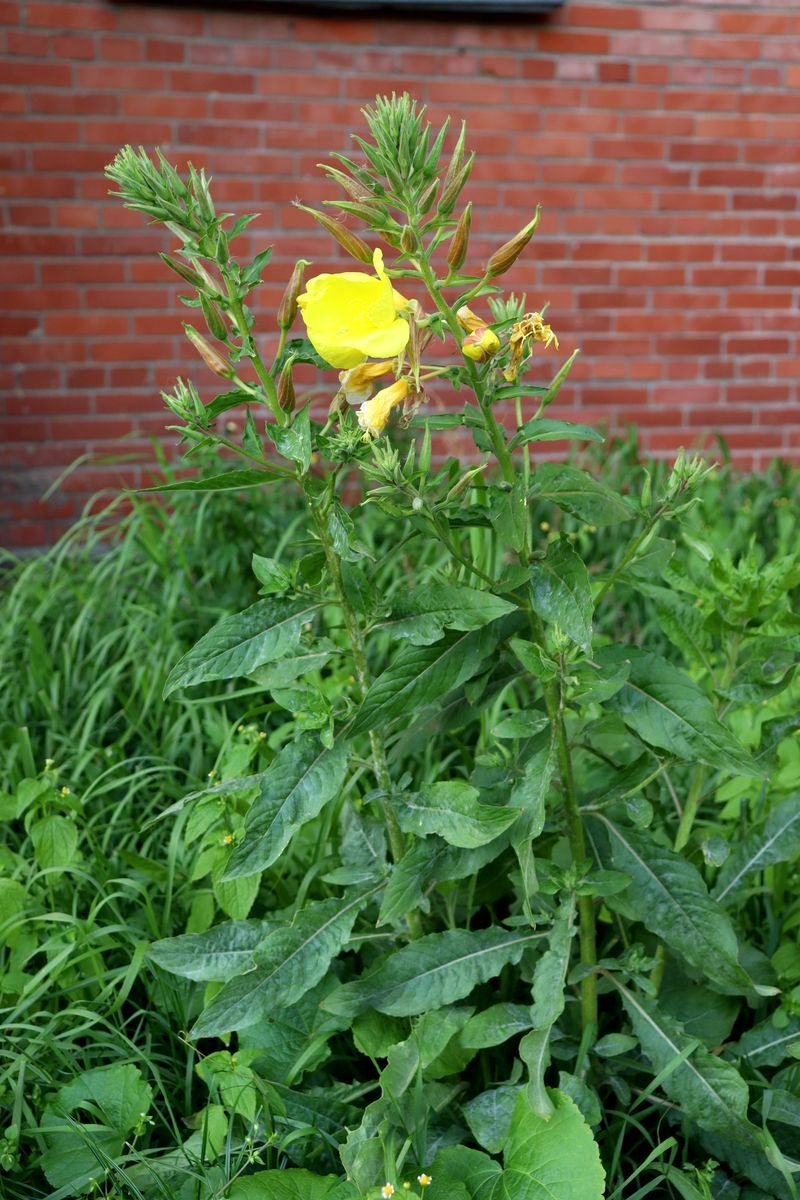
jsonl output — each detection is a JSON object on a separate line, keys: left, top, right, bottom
{"left": 447, "top": 203, "right": 472, "bottom": 274}
{"left": 184, "top": 323, "right": 232, "bottom": 377}
{"left": 486, "top": 208, "right": 541, "bottom": 278}
{"left": 277, "top": 357, "right": 296, "bottom": 414}
{"left": 277, "top": 259, "right": 310, "bottom": 332}
{"left": 159, "top": 253, "right": 205, "bottom": 289}
{"left": 200, "top": 294, "right": 228, "bottom": 341}
{"left": 295, "top": 203, "right": 373, "bottom": 265}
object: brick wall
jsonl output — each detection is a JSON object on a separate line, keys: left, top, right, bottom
{"left": 2, "top": 0, "right": 799, "bottom": 548}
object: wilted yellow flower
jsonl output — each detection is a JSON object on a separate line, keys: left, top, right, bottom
{"left": 357, "top": 378, "right": 411, "bottom": 437}
{"left": 504, "top": 311, "right": 558, "bottom": 382}
{"left": 298, "top": 248, "right": 409, "bottom": 370}
{"left": 339, "top": 359, "right": 395, "bottom": 406}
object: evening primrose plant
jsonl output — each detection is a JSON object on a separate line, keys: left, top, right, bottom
{"left": 102, "top": 95, "right": 800, "bottom": 1200}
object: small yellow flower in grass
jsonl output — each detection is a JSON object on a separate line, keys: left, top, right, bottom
{"left": 339, "top": 359, "right": 395, "bottom": 407}
{"left": 381, "top": 1184, "right": 396, "bottom": 1198}
{"left": 504, "top": 311, "right": 559, "bottom": 383}
{"left": 298, "top": 248, "right": 410, "bottom": 370}
{"left": 222, "top": 833, "right": 234, "bottom": 846}
{"left": 357, "top": 378, "right": 411, "bottom": 438}
{"left": 418, "top": 1175, "right": 432, "bottom": 1188}
{"left": 60, "top": 786, "right": 71, "bottom": 796}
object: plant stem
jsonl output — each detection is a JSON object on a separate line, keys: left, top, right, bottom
{"left": 223, "top": 276, "right": 284, "bottom": 423}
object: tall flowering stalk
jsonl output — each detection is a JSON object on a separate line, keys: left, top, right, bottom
{"left": 104, "top": 96, "right": 770, "bottom": 1199}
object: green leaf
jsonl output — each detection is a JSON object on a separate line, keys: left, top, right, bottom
{"left": 599, "top": 647, "right": 761, "bottom": 778}
{"left": 40, "top": 1064, "right": 152, "bottom": 1193}
{"left": 206, "top": 388, "right": 253, "bottom": 421}
{"left": 223, "top": 734, "right": 349, "bottom": 879}
{"left": 734, "top": 1016, "right": 800, "bottom": 1068}
{"left": 618, "top": 984, "right": 759, "bottom": 1146}
{"left": 509, "top": 418, "right": 604, "bottom": 450}
{"left": 268, "top": 404, "right": 312, "bottom": 473}
{"left": 521, "top": 899, "right": 576, "bottom": 1117}
{"left": 275, "top": 336, "right": 329, "bottom": 372}
{"left": 461, "top": 1003, "right": 533, "bottom": 1050}
{"left": 142, "top": 467, "right": 279, "bottom": 493}
{"left": 490, "top": 481, "right": 528, "bottom": 554}
{"left": 530, "top": 463, "right": 638, "bottom": 527}
{"left": 0, "top": 878, "right": 27, "bottom": 948}
{"left": 30, "top": 814, "right": 77, "bottom": 870}
{"left": 594, "top": 816, "right": 755, "bottom": 995}
{"left": 380, "top": 584, "right": 517, "bottom": 647}
{"left": 192, "top": 888, "right": 380, "bottom": 1037}
{"left": 213, "top": 872, "right": 260, "bottom": 920}
{"left": 227, "top": 1169, "right": 357, "bottom": 1200}
{"left": 713, "top": 798, "right": 800, "bottom": 904}
{"left": 394, "top": 781, "right": 519, "bottom": 849}
{"left": 164, "top": 597, "right": 323, "bottom": 696}
{"left": 149, "top": 919, "right": 274, "bottom": 982}
{"left": 435, "top": 1088, "right": 605, "bottom": 1200}
{"left": 463, "top": 1086, "right": 521, "bottom": 1154}
{"left": 322, "top": 926, "right": 545, "bottom": 1019}
{"left": 350, "top": 624, "right": 510, "bottom": 736}
{"left": 528, "top": 538, "right": 593, "bottom": 654}
{"left": 492, "top": 712, "right": 549, "bottom": 740}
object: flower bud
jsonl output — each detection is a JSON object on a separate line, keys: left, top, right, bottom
{"left": 486, "top": 207, "right": 541, "bottom": 278}
{"left": 438, "top": 153, "right": 475, "bottom": 217}
{"left": 277, "top": 259, "right": 310, "bottom": 331}
{"left": 447, "top": 203, "right": 471, "bottom": 274}
{"left": 159, "top": 252, "right": 204, "bottom": 289}
{"left": 295, "top": 203, "right": 373, "bottom": 265}
{"left": 201, "top": 293, "right": 228, "bottom": 341}
{"left": 324, "top": 166, "right": 374, "bottom": 204}
{"left": 277, "top": 358, "right": 296, "bottom": 414}
{"left": 462, "top": 327, "right": 500, "bottom": 363}
{"left": 418, "top": 177, "right": 440, "bottom": 215}
{"left": 400, "top": 225, "right": 418, "bottom": 254}
{"left": 183, "top": 324, "right": 232, "bottom": 377}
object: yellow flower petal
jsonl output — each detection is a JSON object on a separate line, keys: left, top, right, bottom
{"left": 298, "top": 251, "right": 410, "bottom": 369}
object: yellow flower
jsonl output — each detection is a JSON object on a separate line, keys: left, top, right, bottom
{"left": 417, "top": 1175, "right": 432, "bottom": 1188}
{"left": 357, "top": 378, "right": 411, "bottom": 437}
{"left": 504, "top": 312, "right": 559, "bottom": 383}
{"left": 339, "top": 359, "right": 395, "bottom": 406}
{"left": 298, "top": 248, "right": 410, "bottom": 370}
{"left": 381, "top": 1185, "right": 396, "bottom": 1199}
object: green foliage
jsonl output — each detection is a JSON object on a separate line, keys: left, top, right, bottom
{"left": 3, "top": 95, "right": 800, "bottom": 1200}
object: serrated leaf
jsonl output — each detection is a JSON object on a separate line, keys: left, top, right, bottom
{"left": 148, "top": 919, "right": 274, "bottom": 982}
{"left": 268, "top": 404, "right": 312, "bottom": 473}
{"left": 599, "top": 647, "right": 760, "bottom": 778}
{"left": 223, "top": 734, "right": 349, "bottom": 879}
{"left": 192, "top": 887, "right": 381, "bottom": 1037}
{"left": 529, "top": 538, "right": 593, "bottom": 653}
{"left": 618, "top": 984, "right": 758, "bottom": 1146}
{"left": 350, "top": 623, "right": 510, "bottom": 737}
{"left": 594, "top": 816, "right": 754, "bottom": 995}
{"left": 530, "top": 463, "right": 637, "bottom": 527}
{"left": 380, "top": 584, "right": 517, "bottom": 647}
{"left": 713, "top": 798, "right": 800, "bottom": 904}
{"left": 164, "top": 597, "right": 323, "bottom": 696}
{"left": 322, "top": 927, "right": 545, "bottom": 1019}
{"left": 394, "top": 781, "right": 519, "bottom": 849}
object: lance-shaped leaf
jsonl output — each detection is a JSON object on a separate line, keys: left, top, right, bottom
{"left": 143, "top": 467, "right": 281, "bottom": 494}
{"left": 713, "top": 798, "right": 800, "bottom": 904}
{"left": 509, "top": 418, "right": 604, "bottom": 450}
{"left": 393, "top": 781, "right": 520, "bottom": 849}
{"left": 529, "top": 463, "right": 638, "bottom": 527}
{"left": 223, "top": 734, "right": 350, "bottom": 879}
{"left": 520, "top": 897, "right": 576, "bottom": 1118}
{"left": 462, "top": 1003, "right": 534, "bottom": 1050}
{"left": 148, "top": 919, "right": 274, "bottom": 982}
{"left": 732, "top": 1015, "right": 800, "bottom": 1069}
{"left": 615, "top": 981, "right": 759, "bottom": 1147}
{"left": 322, "top": 926, "right": 545, "bottom": 1019}
{"left": 350, "top": 623, "right": 510, "bottom": 736}
{"left": 192, "top": 887, "right": 380, "bottom": 1037}
{"left": 164, "top": 597, "right": 323, "bottom": 696}
{"left": 528, "top": 538, "right": 593, "bottom": 654}
{"left": 598, "top": 647, "right": 760, "bottom": 778}
{"left": 593, "top": 815, "right": 755, "bottom": 995}
{"left": 379, "top": 584, "right": 517, "bottom": 647}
